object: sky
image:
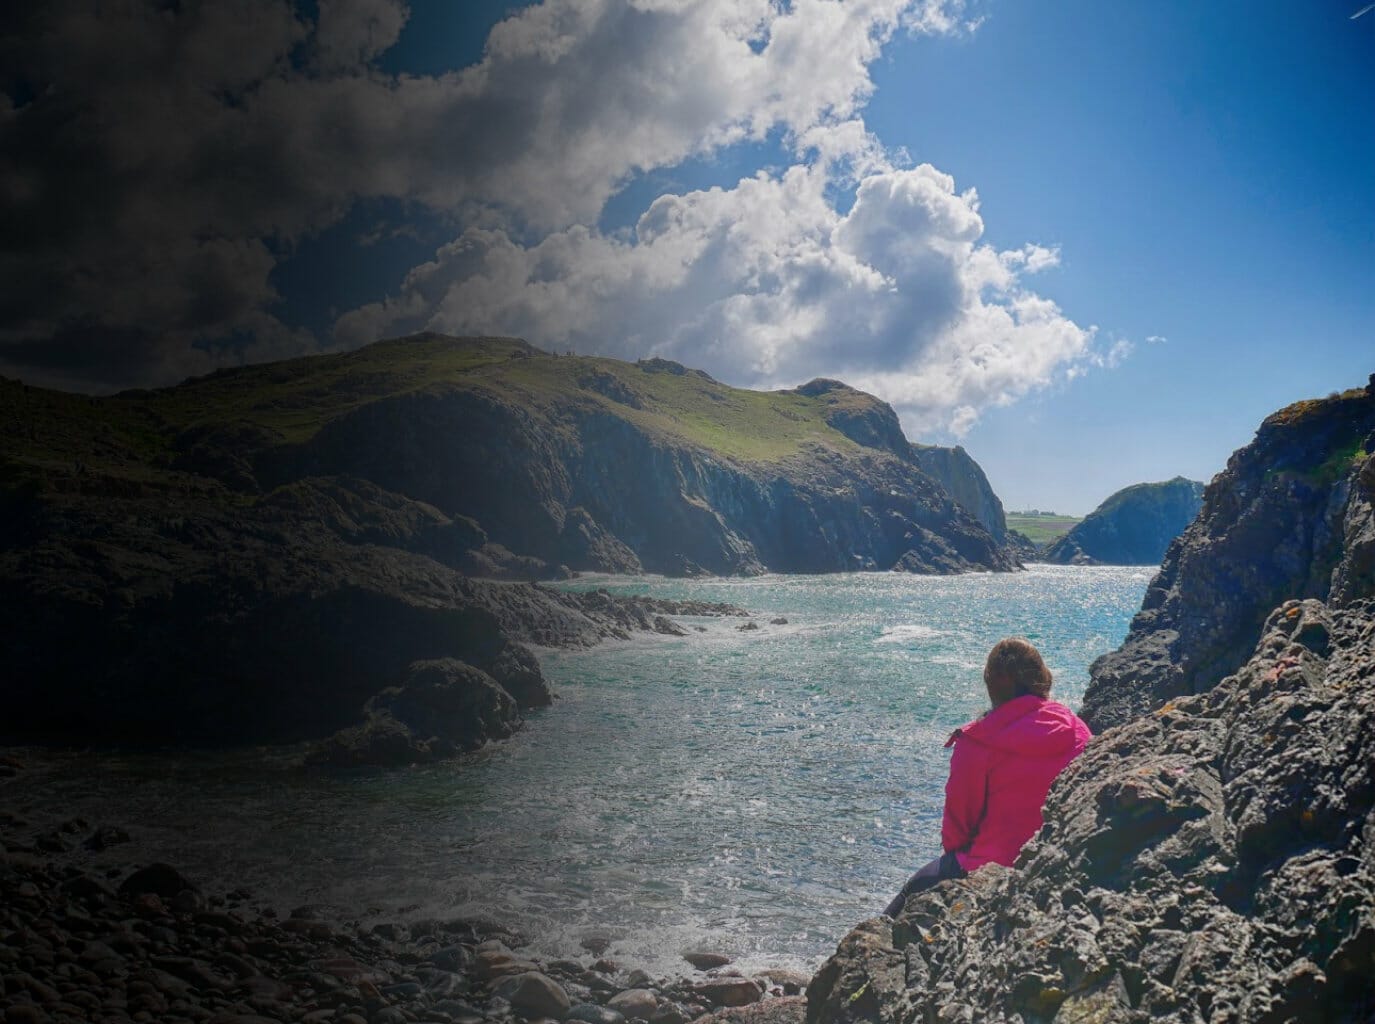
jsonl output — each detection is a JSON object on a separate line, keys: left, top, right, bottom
{"left": 1, "top": 0, "right": 1371, "bottom": 514}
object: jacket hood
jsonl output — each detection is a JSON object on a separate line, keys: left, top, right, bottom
{"left": 948, "top": 694, "right": 1087, "bottom": 758}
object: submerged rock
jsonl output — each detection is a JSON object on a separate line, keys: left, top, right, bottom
{"left": 118, "top": 863, "right": 199, "bottom": 901}
{"left": 683, "top": 952, "right": 732, "bottom": 971}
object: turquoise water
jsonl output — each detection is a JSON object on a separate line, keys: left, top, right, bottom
{"left": 8, "top": 566, "right": 1149, "bottom": 976}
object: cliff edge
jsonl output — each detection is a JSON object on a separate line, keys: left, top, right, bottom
{"left": 0, "top": 334, "right": 1016, "bottom": 750}
{"left": 1083, "top": 385, "right": 1375, "bottom": 731}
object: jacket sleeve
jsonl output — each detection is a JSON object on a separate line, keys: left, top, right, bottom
{"left": 942, "top": 736, "right": 989, "bottom": 854}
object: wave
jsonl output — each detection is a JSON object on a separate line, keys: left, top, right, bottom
{"left": 875, "top": 624, "right": 948, "bottom": 645}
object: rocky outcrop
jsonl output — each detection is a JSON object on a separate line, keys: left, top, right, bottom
{"left": 808, "top": 597, "right": 1375, "bottom": 1023}
{"left": 0, "top": 466, "right": 745, "bottom": 749}
{"left": 0, "top": 808, "right": 808, "bottom": 1024}
{"left": 306, "top": 659, "right": 535, "bottom": 768}
{"left": 1083, "top": 387, "right": 1375, "bottom": 731}
{"left": 909, "top": 443, "right": 1009, "bottom": 544}
{"left": 807, "top": 382, "right": 1375, "bottom": 1024}
{"left": 1043, "top": 477, "right": 1204, "bottom": 566}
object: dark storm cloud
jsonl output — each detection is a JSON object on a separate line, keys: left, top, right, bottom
{"left": 0, "top": 0, "right": 945, "bottom": 391}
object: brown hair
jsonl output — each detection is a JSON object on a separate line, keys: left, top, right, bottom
{"left": 984, "top": 637, "right": 1053, "bottom": 704}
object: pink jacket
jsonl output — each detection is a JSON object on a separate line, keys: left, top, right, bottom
{"left": 942, "top": 694, "right": 1091, "bottom": 871}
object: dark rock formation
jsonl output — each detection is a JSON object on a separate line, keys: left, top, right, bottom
{"left": 7, "top": 332, "right": 933, "bottom": 752}
{"left": 1043, "top": 477, "right": 1204, "bottom": 566}
{"left": 909, "top": 443, "right": 1010, "bottom": 544}
{"left": 807, "top": 597, "right": 1375, "bottom": 1023}
{"left": 808, "top": 383, "right": 1375, "bottom": 1024}
{"left": 0, "top": 808, "right": 807, "bottom": 1024}
{"left": 306, "top": 659, "right": 532, "bottom": 768}
{"left": 1084, "top": 389, "right": 1375, "bottom": 731}
{"left": 0, "top": 459, "right": 744, "bottom": 749}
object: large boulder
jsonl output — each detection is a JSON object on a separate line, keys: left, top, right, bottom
{"left": 307, "top": 659, "right": 523, "bottom": 767}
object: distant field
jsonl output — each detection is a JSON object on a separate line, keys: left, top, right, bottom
{"left": 1006, "top": 514, "right": 1082, "bottom": 546}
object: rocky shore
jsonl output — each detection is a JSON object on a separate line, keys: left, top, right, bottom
{"left": 805, "top": 381, "right": 1375, "bottom": 1023}
{"left": 0, "top": 796, "right": 810, "bottom": 1024}
{"left": 806, "top": 598, "right": 1375, "bottom": 1023}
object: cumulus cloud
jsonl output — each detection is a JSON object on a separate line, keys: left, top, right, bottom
{"left": 1, "top": 0, "right": 982, "bottom": 388}
{"left": 337, "top": 153, "right": 1107, "bottom": 435}
{"left": 1, "top": 0, "right": 1123, "bottom": 432}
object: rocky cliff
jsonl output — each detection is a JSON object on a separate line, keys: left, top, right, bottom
{"left": 806, "top": 381, "right": 1375, "bottom": 1023}
{"left": 0, "top": 334, "right": 1014, "bottom": 750}
{"left": 1083, "top": 387, "right": 1375, "bottom": 731}
{"left": 909, "top": 444, "right": 1009, "bottom": 544}
{"left": 252, "top": 340, "right": 1018, "bottom": 577}
{"left": 1043, "top": 477, "right": 1204, "bottom": 566}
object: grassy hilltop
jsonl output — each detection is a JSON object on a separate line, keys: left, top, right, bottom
{"left": 0, "top": 334, "right": 888, "bottom": 491}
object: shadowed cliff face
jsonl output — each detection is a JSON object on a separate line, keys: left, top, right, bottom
{"left": 1042, "top": 477, "right": 1203, "bottom": 567}
{"left": 1083, "top": 386, "right": 1375, "bottom": 732}
{"left": 806, "top": 382, "right": 1375, "bottom": 1024}
{"left": 908, "top": 444, "right": 1009, "bottom": 544}
{"left": 249, "top": 342, "right": 1019, "bottom": 577}
{"left": 0, "top": 470, "right": 739, "bottom": 749}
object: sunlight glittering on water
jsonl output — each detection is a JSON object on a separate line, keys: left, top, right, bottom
{"left": 10, "top": 566, "right": 1150, "bottom": 976}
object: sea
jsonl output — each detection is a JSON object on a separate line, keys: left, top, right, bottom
{"left": 6, "top": 565, "right": 1151, "bottom": 977}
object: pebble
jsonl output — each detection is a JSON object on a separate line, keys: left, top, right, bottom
{"left": 650, "top": 1003, "right": 689, "bottom": 1024}
{"left": 693, "top": 978, "right": 764, "bottom": 1008}
{"left": 501, "top": 971, "right": 572, "bottom": 1018}
{"left": 428, "top": 945, "right": 470, "bottom": 972}
{"left": 682, "top": 952, "right": 732, "bottom": 971}
{"left": 567, "top": 1003, "right": 628, "bottom": 1024}
{"left": 607, "top": 987, "right": 659, "bottom": 1020}
{"left": 757, "top": 970, "right": 810, "bottom": 996}
{"left": 83, "top": 826, "right": 131, "bottom": 852}
{"left": 4, "top": 1006, "right": 50, "bottom": 1024}
{"left": 0, "top": 812, "right": 811, "bottom": 1024}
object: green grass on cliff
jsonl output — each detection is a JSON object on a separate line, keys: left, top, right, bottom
{"left": 1, "top": 335, "right": 889, "bottom": 486}
{"left": 488, "top": 351, "right": 863, "bottom": 462}
{"left": 1005, "top": 513, "right": 1081, "bottom": 545}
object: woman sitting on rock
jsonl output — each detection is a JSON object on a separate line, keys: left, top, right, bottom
{"left": 884, "top": 637, "right": 1092, "bottom": 917}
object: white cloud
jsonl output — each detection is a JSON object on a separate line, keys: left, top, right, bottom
{"left": 3, "top": 0, "right": 1125, "bottom": 431}
{"left": 1, "top": 0, "right": 979, "bottom": 386}
{"left": 337, "top": 155, "right": 1107, "bottom": 436}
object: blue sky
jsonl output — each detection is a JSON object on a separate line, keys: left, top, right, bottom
{"left": 867, "top": 0, "right": 1375, "bottom": 512}
{"left": 3, "top": 0, "right": 1371, "bottom": 514}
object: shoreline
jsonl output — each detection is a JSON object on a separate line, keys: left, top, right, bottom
{"left": 0, "top": 784, "right": 810, "bottom": 1024}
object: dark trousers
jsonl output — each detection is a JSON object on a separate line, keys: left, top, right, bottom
{"left": 883, "top": 850, "right": 967, "bottom": 917}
